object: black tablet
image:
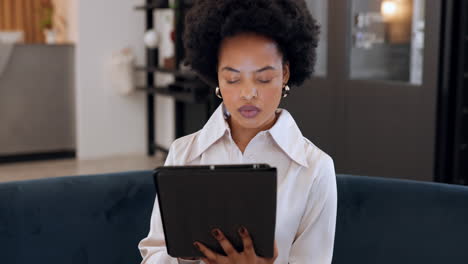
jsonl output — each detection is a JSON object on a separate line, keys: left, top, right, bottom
{"left": 153, "top": 164, "right": 277, "bottom": 258}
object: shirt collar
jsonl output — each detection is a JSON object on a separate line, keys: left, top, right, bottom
{"left": 188, "top": 103, "right": 309, "bottom": 168}
{"left": 188, "top": 103, "right": 230, "bottom": 162}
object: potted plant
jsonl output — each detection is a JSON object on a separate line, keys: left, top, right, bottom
{"left": 39, "top": 0, "right": 56, "bottom": 44}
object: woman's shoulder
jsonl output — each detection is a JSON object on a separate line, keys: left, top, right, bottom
{"left": 291, "top": 137, "right": 336, "bottom": 198}
{"left": 171, "top": 130, "right": 201, "bottom": 149}
{"left": 303, "top": 137, "right": 333, "bottom": 160}
{"left": 302, "top": 137, "right": 335, "bottom": 176}
{"left": 165, "top": 130, "right": 202, "bottom": 165}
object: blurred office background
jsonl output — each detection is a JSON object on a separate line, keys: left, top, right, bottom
{"left": 0, "top": 0, "right": 466, "bottom": 185}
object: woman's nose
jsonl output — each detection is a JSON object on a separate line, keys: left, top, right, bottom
{"left": 240, "top": 85, "right": 258, "bottom": 100}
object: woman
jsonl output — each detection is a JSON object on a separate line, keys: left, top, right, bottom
{"left": 139, "top": 0, "right": 337, "bottom": 263}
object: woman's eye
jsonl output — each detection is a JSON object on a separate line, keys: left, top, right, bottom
{"left": 259, "top": 80, "right": 272, "bottom": 83}
{"left": 227, "top": 80, "right": 239, "bottom": 84}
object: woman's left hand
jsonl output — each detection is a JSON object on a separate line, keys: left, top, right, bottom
{"left": 193, "top": 226, "right": 278, "bottom": 264}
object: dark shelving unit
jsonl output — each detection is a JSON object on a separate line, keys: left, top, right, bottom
{"left": 136, "top": 0, "right": 219, "bottom": 155}
{"left": 135, "top": 86, "right": 210, "bottom": 104}
{"left": 134, "top": 1, "right": 192, "bottom": 10}
{"left": 134, "top": 65, "right": 197, "bottom": 79}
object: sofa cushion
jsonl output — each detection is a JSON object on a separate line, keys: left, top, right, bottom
{"left": 0, "top": 170, "right": 155, "bottom": 264}
{"left": 333, "top": 174, "right": 468, "bottom": 264}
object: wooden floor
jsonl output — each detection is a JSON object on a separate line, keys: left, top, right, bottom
{"left": 0, "top": 152, "right": 166, "bottom": 183}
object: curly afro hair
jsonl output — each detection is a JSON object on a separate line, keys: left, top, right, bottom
{"left": 183, "top": 0, "right": 320, "bottom": 88}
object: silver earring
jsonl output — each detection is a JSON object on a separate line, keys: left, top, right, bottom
{"left": 215, "top": 87, "right": 222, "bottom": 99}
{"left": 282, "top": 85, "right": 290, "bottom": 98}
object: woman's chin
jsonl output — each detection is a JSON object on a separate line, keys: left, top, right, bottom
{"left": 231, "top": 115, "right": 268, "bottom": 130}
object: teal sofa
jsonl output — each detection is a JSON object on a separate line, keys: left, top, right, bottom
{"left": 0, "top": 171, "right": 467, "bottom": 264}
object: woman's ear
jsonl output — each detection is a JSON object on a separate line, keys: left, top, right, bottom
{"left": 283, "top": 61, "right": 290, "bottom": 85}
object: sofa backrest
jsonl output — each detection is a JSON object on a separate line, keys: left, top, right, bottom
{"left": 333, "top": 174, "right": 468, "bottom": 264}
{"left": 0, "top": 170, "right": 155, "bottom": 264}
{"left": 1, "top": 171, "right": 468, "bottom": 264}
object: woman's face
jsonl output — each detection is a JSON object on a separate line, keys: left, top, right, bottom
{"left": 217, "top": 33, "right": 290, "bottom": 131}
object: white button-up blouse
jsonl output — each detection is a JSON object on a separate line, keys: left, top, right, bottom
{"left": 139, "top": 103, "right": 337, "bottom": 264}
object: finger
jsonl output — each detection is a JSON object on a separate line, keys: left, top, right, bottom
{"left": 238, "top": 226, "right": 255, "bottom": 256}
{"left": 193, "top": 241, "right": 219, "bottom": 261}
{"left": 211, "top": 228, "right": 239, "bottom": 257}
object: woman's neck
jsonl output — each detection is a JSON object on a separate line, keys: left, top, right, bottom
{"left": 228, "top": 112, "right": 279, "bottom": 153}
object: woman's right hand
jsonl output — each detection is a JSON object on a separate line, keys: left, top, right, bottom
{"left": 194, "top": 227, "right": 278, "bottom": 264}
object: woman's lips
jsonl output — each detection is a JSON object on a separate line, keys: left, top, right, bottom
{"left": 238, "top": 105, "right": 261, "bottom": 118}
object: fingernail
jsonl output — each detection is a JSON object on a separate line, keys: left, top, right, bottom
{"left": 193, "top": 242, "right": 200, "bottom": 250}
{"left": 211, "top": 229, "right": 221, "bottom": 239}
{"left": 239, "top": 226, "right": 247, "bottom": 235}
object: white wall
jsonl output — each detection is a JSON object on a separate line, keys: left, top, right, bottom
{"left": 75, "top": 0, "right": 174, "bottom": 159}
{"left": 76, "top": 0, "right": 144, "bottom": 159}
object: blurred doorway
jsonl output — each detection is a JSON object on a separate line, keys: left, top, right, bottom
{"left": 283, "top": 0, "right": 442, "bottom": 181}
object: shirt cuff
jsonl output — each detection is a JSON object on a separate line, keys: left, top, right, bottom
{"left": 177, "top": 258, "right": 201, "bottom": 264}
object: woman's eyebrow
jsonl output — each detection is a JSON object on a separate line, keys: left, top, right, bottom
{"left": 255, "top": 66, "right": 277, "bottom": 73}
{"left": 220, "top": 66, "right": 277, "bottom": 73}
{"left": 221, "top": 67, "right": 240, "bottom": 73}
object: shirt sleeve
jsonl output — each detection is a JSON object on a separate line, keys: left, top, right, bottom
{"left": 288, "top": 154, "right": 338, "bottom": 264}
{"left": 138, "top": 144, "right": 193, "bottom": 264}
{"left": 177, "top": 259, "right": 201, "bottom": 264}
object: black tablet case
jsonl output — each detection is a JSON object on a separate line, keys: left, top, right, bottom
{"left": 153, "top": 164, "right": 277, "bottom": 258}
